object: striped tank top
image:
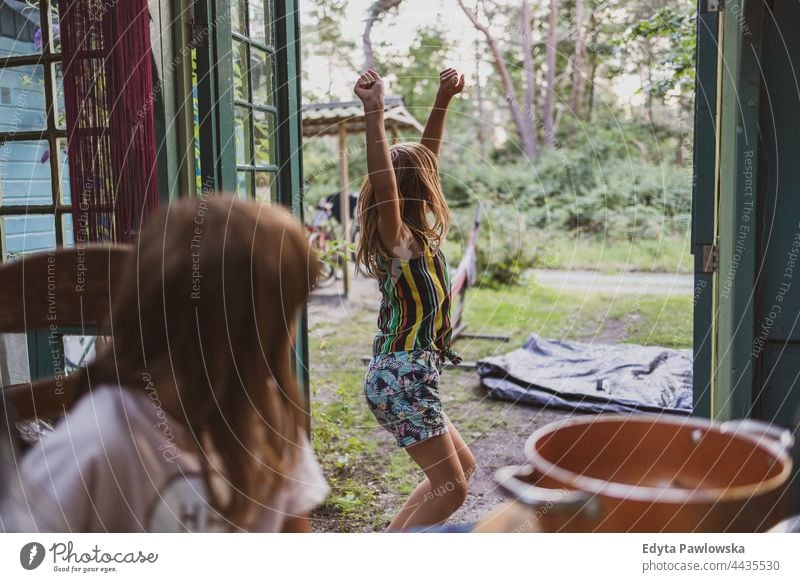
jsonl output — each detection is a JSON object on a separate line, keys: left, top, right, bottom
{"left": 372, "top": 244, "right": 460, "bottom": 364}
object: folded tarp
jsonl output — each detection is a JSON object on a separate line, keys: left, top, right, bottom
{"left": 476, "top": 334, "right": 693, "bottom": 415}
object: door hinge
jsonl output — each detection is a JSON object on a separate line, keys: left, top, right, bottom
{"left": 704, "top": 0, "right": 724, "bottom": 12}
{"left": 701, "top": 244, "right": 719, "bottom": 273}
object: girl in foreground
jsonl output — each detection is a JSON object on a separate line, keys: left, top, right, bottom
{"left": 19, "top": 197, "right": 328, "bottom": 532}
{"left": 355, "top": 68, "right": 476, "bottom": 530}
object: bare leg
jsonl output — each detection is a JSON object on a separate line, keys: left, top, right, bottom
{"left": 389, "top": 478, "right": 432, "bottom": 528}
{"left": 445, "top": 419, "right": 477, "bottom": 480}
{"left": 388, "top": 431, "right": 468, "bottom": 531}
{"left": 390, "top": 420, "right": 476, "bottom": 527}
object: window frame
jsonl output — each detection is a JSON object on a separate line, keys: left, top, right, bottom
{"left": 231, "top": 0, "right": 279, "bottom": 201}
{"left": 0, "top": 0, "right": 67, "bottom": 259}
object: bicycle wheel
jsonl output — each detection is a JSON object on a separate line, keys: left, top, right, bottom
{"left": 309, "top": 231, "right": 336, "bottom": 287}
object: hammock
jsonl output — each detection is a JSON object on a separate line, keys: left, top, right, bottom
{"left": 448, "top": 202, "right": 509, "bottom": 349}
{"left": 449, "top": 203, "right": 480, "bottom": 338}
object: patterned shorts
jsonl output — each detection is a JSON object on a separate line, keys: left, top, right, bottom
{"left": 364, "top": 349, "right": 449, "bottom": 448}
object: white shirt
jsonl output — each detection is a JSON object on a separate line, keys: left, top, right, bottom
{"left": 17, "top": 385, "right": 329, "bottom": 532}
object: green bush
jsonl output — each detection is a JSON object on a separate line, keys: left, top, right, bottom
{"left": 304, "top": 118, "right": 692, "bottom": 261}
{"left": 474, "top": 234, "right": 540, "bottom": 287}
{"left": 440, "top": 134, "right": 691, "bottom": 243}
{"left": 447, "top": 206, "right": 542, "bottom": 288}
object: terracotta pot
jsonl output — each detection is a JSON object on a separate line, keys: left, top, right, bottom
{"left": 494, "top": 415, "right": 794, "bottom": 532}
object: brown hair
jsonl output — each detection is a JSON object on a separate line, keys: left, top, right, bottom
{"left": 84, "top": 195, "right": 318, "bottom": 530}
{"left": 355, "top": 142, "right": 451, "bottom": 277}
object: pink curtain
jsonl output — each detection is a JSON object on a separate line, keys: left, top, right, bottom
{"left": 59, "top": 0, "right": 158, "bottom": 242}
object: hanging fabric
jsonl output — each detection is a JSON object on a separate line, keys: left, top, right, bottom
{"left": 59, "top": 0, "right": 158, "bottom": 243}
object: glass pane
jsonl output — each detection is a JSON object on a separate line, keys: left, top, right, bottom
{"left": 254, "top": 171, "right": 273, "bottom": 203}
{"left": 0, "top": 66, "right": 47, "bottom": 131}
{"left": 63, "top": 335, "right": 97, "bottom": 373}
{"left": 2, "top": 214, "right": 56, "bottom": 259}
{"left": 232, "top": 40, "right": 249, "bottom": 102}
{"left": 57, "top": 138, "right": 70, "bottom": 203}
{"left": 249, "top": 0, "right": 272, "bottom": 46}
{"left": 253, "top": 109, "right": 274, "bottom": 167}
{"left": 236, "top": 170, "right": 251, "bottom": 199}
{"left": 0, "top": 140, "right": 52, "bottom": 206}
{"left": 61, "top": 212, "right": 74, "bottom": 246}
{"left": 54, "top": 62, "right": 66, "bottom": 129}
{"left": 235, "top": 106, "right": 251, "bottom": 165}
{"left": 0, "top": 4, "right": 42, "bottom": 56}
{"left": 49, "top": 0, "right": 61, "bottom": 53}
{"left": 250, "top": 48, "right": 272, "bottom": 105}
{"left": 230, "top": 0, "right": 246, "bottom": 35}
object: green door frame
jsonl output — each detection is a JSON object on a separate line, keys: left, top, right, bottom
{"left": 713, "top": 0, "right": 765, "bottom": 420}
{"left": 149, "top": 0, "right": 197, "bottom": 201}
{"left": 694, "top": 0, "right": 773, "bottom": 421}
{"left": 192, "top": 0, "right": 310, "bottom": 401}
{"left": 194, "top": 0, "right": 238, "bottom": 195}
{"left": 691, "top": 0, "right": 721, "bottom": 419}
{"left": 273, "top": 0, "right": 310, "bottom": 399}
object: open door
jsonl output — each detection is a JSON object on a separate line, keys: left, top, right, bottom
{"left": 694, "top": 0, "right": 800, "bottom": 427}
{"left": 193, "top": 0, "right": 310, "bottom": 399}
{"left": 691, "top": 0, "right": 721, "bottom": 419}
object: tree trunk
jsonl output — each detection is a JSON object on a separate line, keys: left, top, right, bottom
{"left": 362, "top": 19, "right": 375, "bottom": 71}
{"left": 542, "top": 0, "right": 557, "bottom": 146}
{"left": 362, "top": 0, "right": 403, "bottom": 71}
{"left": 587, "top": 55, "right": 596, "bottom": 121}
{"left": 521, "top": 0, "right": 538, "bottom": 157}
{"left": 675, "top": 96, "right": 685, "bottom": 166}
{"left": 458, "top": 0, "right": 536, "bottom": 158}
{"left": 646, "top": 47, "right": 654, "bottom": 123}
{"left": 585, "top": 12, "right": 598, "bottom": 121}
{"left": 474, "top": 5, "right": 488, "bottom": 159}
{"left": 570, "top": 0, "right": 585, "bottom": 117}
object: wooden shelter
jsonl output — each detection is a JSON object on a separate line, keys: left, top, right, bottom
{"left": 301, "top": 97, "right": 424, "bottom": 296}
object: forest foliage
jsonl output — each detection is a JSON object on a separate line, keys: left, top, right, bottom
{"left": 300, "top": 0, "right": 696, "bottom": 281}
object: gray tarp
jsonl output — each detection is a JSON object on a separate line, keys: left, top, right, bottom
{"left": 476, "top": 334, "right": 693, "bottom": 414}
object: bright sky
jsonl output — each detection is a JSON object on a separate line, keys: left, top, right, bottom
{"left": 299, "top": 0, "right": 487, "bottom": 101}
{"left": 298, "top": 0, "right": 645, "bottom": 109}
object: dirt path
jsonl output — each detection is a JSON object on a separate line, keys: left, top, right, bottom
{"left": 534, "top": 269, "right": 694, "bottom": 296}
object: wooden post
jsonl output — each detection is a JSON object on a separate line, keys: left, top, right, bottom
{"left": 390, "top": 125, "right": 400, "bottom": 144}
{"left": 338, "top": 122, "right": 350, "bottom": 297}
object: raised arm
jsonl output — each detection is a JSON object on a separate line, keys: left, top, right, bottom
{"left": 354, "top": 70, "right": 403, "bottom": 250}
{"left": 420, "top": 68, "right": 465, "bottom": 158}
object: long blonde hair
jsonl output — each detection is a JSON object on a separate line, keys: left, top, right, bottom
{"left": 356, "top": 142, "right": 451, "bottom": 278}
{"left": 83, "top": 195, "right": 318, "bottom": 530}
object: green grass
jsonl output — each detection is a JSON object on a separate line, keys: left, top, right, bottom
{"left": 540, "top": 233, "right": 693, "bottom": 274}
{"left": 603, "top": 293, "right": 694, "bottom": 348}
{"left": 308, "top": 279, "right": 692, "bottom": 531}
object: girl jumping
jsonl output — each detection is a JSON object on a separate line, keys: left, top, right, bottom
{"left": 355, "top": 68, "right": 476, "bottom": 530}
